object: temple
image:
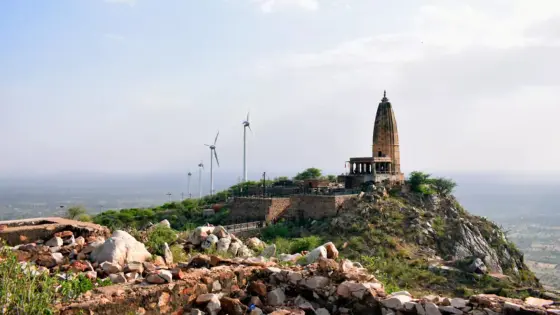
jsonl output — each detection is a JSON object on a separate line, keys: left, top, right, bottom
{"left": 341, "top": 91, "right": 405, "bottom": 188}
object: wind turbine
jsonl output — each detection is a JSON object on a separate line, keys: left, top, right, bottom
{"left": 205, "top": 132, "right": 220, "bottom": 195}
{"left": 187, "top": 171, "right": 192, "bottom": 199}
{"left": 242, "top": 112, "right": 252, "bottom": 183}
{"left": 197, "top": 161, "right": 204, "bottom": 198}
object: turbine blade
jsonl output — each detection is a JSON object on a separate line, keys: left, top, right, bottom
{"left": 214, "top": 131, "right": 219, "bottom": 145}
{"left": 246, "top": 111, "right": 250, "bottom": 122}
{"left": 204, "top": 144, "right": 210, "bottom": 147}
{"left": 214, "top": 149, "right": 220, "bottom": 167}
{"left": 248, "top": 125, "right": 253, "bottom": 134}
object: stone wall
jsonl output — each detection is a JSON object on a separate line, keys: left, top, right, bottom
{"left": 284, "top": 195, "right": 356, "bottom": 220}
{"left": 229, "top": 195, "right": 356, "bottom": 223}
{"left": 228, "top": 197, "right": 290, "bottom": 223}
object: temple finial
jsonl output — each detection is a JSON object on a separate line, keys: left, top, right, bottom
{"left": 384, "top": 90, "right": 386, "bottom": 98}
{"left": 382, "top": 90, "right": 388, "bottom": 102}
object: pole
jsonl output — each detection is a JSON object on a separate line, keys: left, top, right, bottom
{"left": 243, "top": 127, "right": 247, "bottom": 183}
{"left": 262, "top": 171, "right": 266, "bottom": 197}
{"left": 187, "top": 174, "right": 191, "bottom": 199}
{"left": 198, "top": 167, "right": 202, "bottom": 198}
{"left": 210, "top": 149, "right": 214, "bottom": 195}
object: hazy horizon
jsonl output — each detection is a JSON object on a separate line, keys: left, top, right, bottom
{"left": 2, "top": 0, "right": 560, "bottom": 178}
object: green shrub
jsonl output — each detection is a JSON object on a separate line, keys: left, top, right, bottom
{"left": 290, "top": 236, "right": 322, "bottom": 253}
{"left": 170, "top": 244, "right": 188, "bottom": 263}
{"left": 66, "top": 205, "right": 88, "bottom": 220}
{"left": 0, "top": 246, "right": 113, "bottom": 314}
{"left": 145, "top": 226, "right": 177, "bottom": 256}
{"left": 262, "top": 224, "right": 290, "bottom": 240}
{"left": 76, "top": 214, "right": 92, "bottom": 222}
{"left": 0, "top": 249, "right": 57, "bottom": 314}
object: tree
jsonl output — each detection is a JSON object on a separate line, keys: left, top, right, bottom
{"left": 294, "top": 168, "right": 322, "bottom": 180}
{"left": 66, "top": 205, "right": 87, "bottom": 220}
{"left": 326, "top": 175, "right": 337, "bottom": 182}
{"left": 408, "top": 171, "right": 432, "bottom": 193}
{"left": 430, "top": 177, "right": 457, "bottom": 195}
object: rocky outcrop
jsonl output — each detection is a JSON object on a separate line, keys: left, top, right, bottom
{"left": 55, "top": 251, "right": 560, "bottom": 315}
{"left": 329, "top": 193, "right": 534, "bottom": 284}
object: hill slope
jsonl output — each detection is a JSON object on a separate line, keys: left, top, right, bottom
{"left": 268, "top": 189, "right": 539, "bottom": 298}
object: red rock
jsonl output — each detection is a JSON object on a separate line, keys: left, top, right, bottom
{"left": 220, "top": 297, "right": 247, "bottom": 315}
{"left": 210, "top": 255, "right": 222, "bottom": 266}
{"left": 202, "top": 277, "right": 213, "bottom": 285}
{"left": 19, "top": 235, "right": 28, "bottom": 242}
{"left": 250, "top": 296, "right": 263, "bottom": 308}
{"left": 71, "top": 261, "right": 90, "bottom": 272}
{"left": 324, "top": 242, "right": 339, "bottom": 259}
{"left": 158, "top": 292, "right": 171, "bottom": 313}
{"left": 153, "top": 256, "right": 166, "bottom": 267}
{"left": 318, "top": 257, "right": 339, "bottom": 272}
{"left": 248, "top": 281, "right": 267, "bottom": 297}
{"left": 15, "top": 250, "right": 32, "bottom": 262}
{"left": 55, "top": 231, "right": 73, "bottom": 238}
{"left": 171, "top": 268, "right": 186, "bottom": 280}
{"left": 0, "top": 224, "right": 7, "bottom": 231}
{"left": 142, "top": 262, "right": 156, "bottom": 274}
{"left": 35, "top": 253, "right": 57, "bottom": 268}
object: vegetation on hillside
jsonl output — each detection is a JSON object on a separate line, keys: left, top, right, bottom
{"left": 0, "top": 245, "right": 111, "bottom": 314}
{"left": 408, "top": 171, "right": 457, "bottom": 196}
{"left": 91, "top": 167, "right": 339, "bottom": 230}
{"left": 254, "top": 171, "right": 538, "bottom": 298}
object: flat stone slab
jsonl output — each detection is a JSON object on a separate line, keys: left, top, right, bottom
{"left": 0, "top": 217, "right": 110, "bottom": 246}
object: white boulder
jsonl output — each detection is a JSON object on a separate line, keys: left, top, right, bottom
{"left": 91, "top": 230, "right": 152, "bottom": 266}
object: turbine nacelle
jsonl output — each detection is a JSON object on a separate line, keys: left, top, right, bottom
{"left": 242, "top": 112, "right": 252, "bottom": 132}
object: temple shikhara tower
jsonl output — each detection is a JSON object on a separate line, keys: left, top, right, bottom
{"left": 341, "top": 91, "right": 405, "bottom": 188}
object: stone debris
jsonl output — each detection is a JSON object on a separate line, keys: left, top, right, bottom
{"left": 4, "top": 223, "right": 557, "bottom": 315}
{"left": 53, "top": 246, "right": 560, "bottom": 315}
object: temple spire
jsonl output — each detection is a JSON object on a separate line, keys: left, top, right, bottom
{"left": 382, "top": 90, "right": 388, "bottom": 102}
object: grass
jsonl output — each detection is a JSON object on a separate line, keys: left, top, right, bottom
{"left": 170, "top": 244, "right": 188, "bottom": 263}
{"left": 145, "top": 225, "right": 178, "bottom": 256}
{"left": 0, "top": 245, "right": 112, "bottom": 314}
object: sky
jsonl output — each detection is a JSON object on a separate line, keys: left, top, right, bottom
{"left": 1, "top": 0, "right": 559, "bottom": 180}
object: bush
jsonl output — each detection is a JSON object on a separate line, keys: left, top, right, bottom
{"left": 261, "top": 224, "right": 290, "bottom": 240}
{"left": 408, "top": 171, "right": 457, "bottom": 196}
{"left": 0, "top": 246, "right": 112, "bottom": 314}
{"left": 0, "top": 248, "right": 57, "bottom": 314}
{"left": 430, "top": 177, "right": 457, "bottom": 195}
{"left": 66, "top": 205, "right": 87, "bottom": 220}
{"left": 290, "top": 236, "right": 322, "bottom": 253}
{"left": 145, "top": 226, "right": 177, "bottom": 256}
{"left": 76, "top": 214, "right": 92, "bottom": 222}
{"left": 409, "top": 171, "right": 432, "bottom": 193}
{"left": 170, "top": 244, "right": 188, "bottom": 263}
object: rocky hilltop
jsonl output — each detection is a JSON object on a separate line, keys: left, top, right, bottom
{"left": 304, "top": 187, "right": 539, "bottom": 296}
{"left": 0, "top": 185, "right": 554, "bottom": 315}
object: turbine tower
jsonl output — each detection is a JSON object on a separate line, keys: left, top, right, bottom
{"left": 242, "top": 112, "right": 252, "bottom": 183}
{"left": 205, "top": 132, "right": 220, "bottom": 195}
{"left": 197, "top": 161, "right": 204, "bottom": 198}
{"left": 187, "top": 171, "right": 192, "bottom": 199}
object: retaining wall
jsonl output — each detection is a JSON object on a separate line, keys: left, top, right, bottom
{"left": 228, "top": 197, "right": 291, "bottom": 223}
{"left": 228, "top": 194, "right": 356, "bottom": 223}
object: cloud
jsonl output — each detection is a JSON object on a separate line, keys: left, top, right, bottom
{"left": 253, "top": 0, "right": 319, "bottom": 13}
{"left": 103, "top": 0, "right": 136, "bottom": 6}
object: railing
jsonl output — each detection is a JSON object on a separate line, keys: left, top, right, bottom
{"left": 223, "top": 221, "right": 264, "bottom": 233}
